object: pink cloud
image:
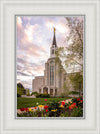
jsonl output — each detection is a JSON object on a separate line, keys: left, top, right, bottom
{"left": 17, "top": 17, "right": 22, "bottom": 28}
{"left": 17, "top": 16, "right": 47, "bottom": 59}
{"left": 22, "top": 23, "right": 39, "bottom": 43}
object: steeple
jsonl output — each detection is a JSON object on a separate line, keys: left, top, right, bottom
{"left": 50, "top": 27, "right": 57, "bottom": 58}
{"left": 52, "top": 27, "right": 57, "bottom": 47}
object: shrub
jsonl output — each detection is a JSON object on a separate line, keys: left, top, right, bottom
{"left": 36, "top": 93, "right": 42, "bottom": 98}
{"left": 26, "top": 93, "right": 31, "bottom": 96}
{"left": 60, "top": 92, "right": 70, "bottom": 98}
{"left": 17, "top": 93, "right": 21, "bottom": 97}
{"left": 41, "top": 94, "right": 50, "bottom": 98}
{"left": 36, "top": 93, "right": 50, "bottom": 98}
{"left": 31, "top": 92, "right": 38, "bottom": 96}
{"left": 69, "top": 91, "right": 79, "bottom": 95}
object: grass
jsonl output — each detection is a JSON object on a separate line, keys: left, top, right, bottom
{"left": 17, "top": 97, "right": 70, "bottom": 109}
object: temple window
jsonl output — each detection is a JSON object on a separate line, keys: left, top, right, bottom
{"left": 52, "top": 49, "right": 54, "bottom": 54}
{"left": 50, "top": 65, "right": 54, "bottom": 86}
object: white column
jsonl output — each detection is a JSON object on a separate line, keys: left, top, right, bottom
{"left": 41, "top": 87, "right": 43, "bottom": 94}
{"left": 48, "top": 87, "right": 50, "bottom": 94}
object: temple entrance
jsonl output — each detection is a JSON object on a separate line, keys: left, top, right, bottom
{"left": 55, "top": 89, "right": 57, "bottom": 95}
{"left": 39, "top": 89, "right": 41, "bottom": 93}
{"left": 50, "top": 89, "right": 53, "bottom": 95}
{"left": 43, "top": 87, "right": 48, "bottom": 94}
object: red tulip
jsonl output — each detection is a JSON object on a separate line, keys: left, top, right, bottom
{"left": 20, "top": 108, "right": 25, "bottom": 111}
{"left": 69, "top": 106, "right": 72, "bottom": 109}
{"left": 44, "top": 105, "right": 49, "bottom": 109}
{"left": 25, "top": 108, "right": 29, "bottom": 112}
{"left": 69, "top": 103, "right": 77, "bottom": 109}
{"left": 80, "top": 100, "right": 83, "bottom": 103}
{"left": 61, "top": 101, "right": 65, "bottom": 105}
{"left": 77, "top": 98, "right": 80, "bottom": 101}
{"left": 73, "top": 103, "right": 76, "bottom": 106}
{"left": 46, "top": 109, "right": 48, "bottom": 112}
{"left": 44, "top": 99, "right": 47, "bottom": 101}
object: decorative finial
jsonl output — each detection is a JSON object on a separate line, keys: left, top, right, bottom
{"left": 52, "top": 27, "right": 57, "bottom": 46}
{"left": 53, "top": 27, "right": 56, "bottom": 33}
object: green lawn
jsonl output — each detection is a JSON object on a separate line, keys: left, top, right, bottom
{"left": 17, "top": 97, "right": 70, "bottom": 109}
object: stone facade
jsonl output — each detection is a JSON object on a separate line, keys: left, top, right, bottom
{"left": 32, "top": 28, "right": 81, "bottom": 96}
{"left": 32, "top": 28, "right": 67, "bottom": 96}
{"left": 32, "top": 76, "right": 45, "bottom": 94}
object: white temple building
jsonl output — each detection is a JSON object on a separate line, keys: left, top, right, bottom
{"left": 32, "top": 28, "right": 81, "bottom": 96}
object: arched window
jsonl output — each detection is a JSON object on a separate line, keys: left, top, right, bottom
{"left": 50, "top": 65, "right": 54, "bottom": 85}
{"left": 50, "top": 61, "right": 54, "bottom": 64}
{"left": 52, "top": 49, "right": 54, "bottom": 54}
{"left": 43, "top": 87, "right": 48, "bottom": 94}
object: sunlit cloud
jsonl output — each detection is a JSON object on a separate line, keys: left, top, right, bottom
{"left": 17, "top": 17, "right": 22, "bottom": 27}
{"left": 24, "top": 24, "right": 39, "bottom": 42}
{"left": 56, "top": 23, "right": 69, "bottom": 33}
{"left": 46, "top": 21, "right": 69, "bottom": 34}
{"left": 46, "top": 21, "right": 54, "bottom": 28}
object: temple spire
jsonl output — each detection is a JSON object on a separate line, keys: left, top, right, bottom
{"left": 52, "top": 27, "right": 57, "bottom": 47}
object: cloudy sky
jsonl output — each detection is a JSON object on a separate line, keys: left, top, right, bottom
{"left": 16, "top": 16, "right": 82, "bottom": 91}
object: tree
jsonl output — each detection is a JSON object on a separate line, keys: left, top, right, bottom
{"left": 61, "top": 81, "right": 69, "bottom": 96}
{"left": 55, "top": 17, "right": 83, "bottom": 94}
{"left": 56, "top": 17, "right": 83, "bottom": 72}
{"left": 68, "top": 73, "right": 83, "bottom": 96}
{"left": 17, "top": 83, "right": 24, "bottom": 89}
{"left": 26, "top": 88, "right": 30, "bottom": 96}
{"left": 17, "top": 82, "right": 26, "bottom": 95}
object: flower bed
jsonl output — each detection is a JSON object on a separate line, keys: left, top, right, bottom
{"left": 17, "top": 97, "right": 83, "bottom": 117}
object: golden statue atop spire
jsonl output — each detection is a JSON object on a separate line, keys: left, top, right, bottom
{"left": 53, "top": 27, "right": 56, "bottom": 33}
{"left": 52, "top": 27, "right": 57, "bottom": 46}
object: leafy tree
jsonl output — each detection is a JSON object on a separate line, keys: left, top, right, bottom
{"left": 17, "top": 83, "right": 26, "bottom": 95}
{"left": 68, "top": 73, "right": 83, "bottom": 96}
{"left": 61, "top": 81, "right": 69, "bottom": 96}
{"left": 26, "top": 89, "right": 30, "bottom": 96}
{"left": 17, "top": 83, "right": 24, "bottom": 89}
{"left": 56, "top": 17, "right": 83, "bottom": 72}
{"left": 55, "top": 17, "right": 83, "bottom": 94}
{"left": 69, "top": 91, "right": 79, "bottom": 95}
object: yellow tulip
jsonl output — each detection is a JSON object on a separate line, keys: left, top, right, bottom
{"left": 38, "top": 105, "right": 44, "bottom": 108}
{"left": 29, "top": 108, "right": 33, "bottom": 112}
{"left": 60, "top": 105, "right": 64, "bottom": 108}
{"left": 51, "top": 109, "right": 57, "bottom": 112}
